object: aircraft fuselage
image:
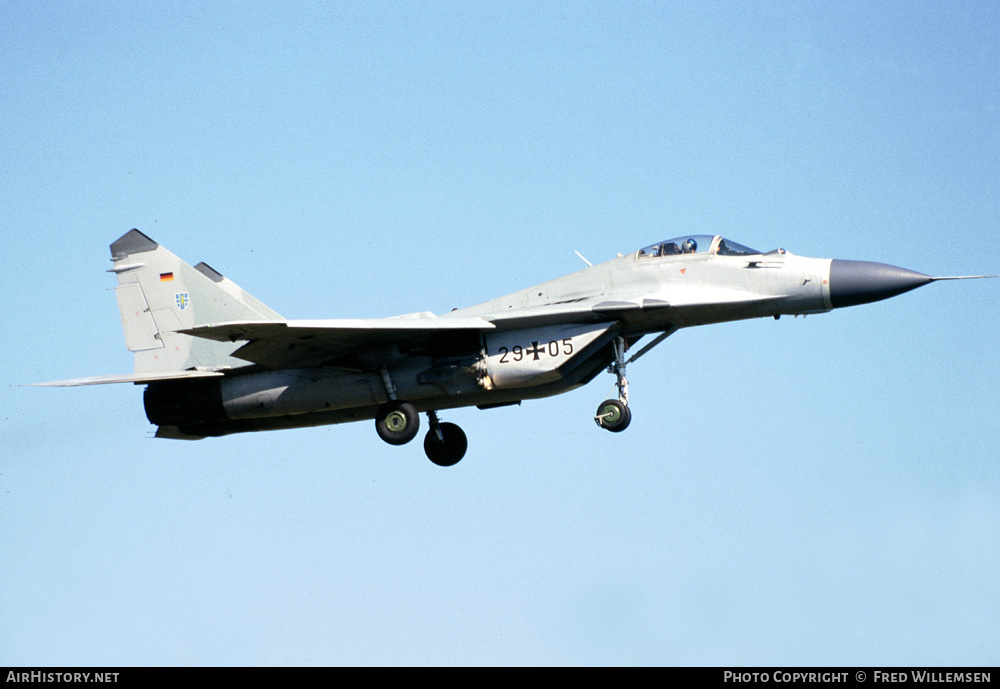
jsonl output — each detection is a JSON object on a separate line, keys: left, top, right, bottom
{"left": 41, "top": 230, "right": 990, "bottom": 465}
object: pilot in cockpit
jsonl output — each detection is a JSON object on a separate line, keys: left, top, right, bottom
{"left": 682, "top": 238, "right": 697, "bottom": 253}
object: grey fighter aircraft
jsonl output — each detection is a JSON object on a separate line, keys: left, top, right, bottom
{"left": 39, "top": 230, "right": 994, "bottom": 466}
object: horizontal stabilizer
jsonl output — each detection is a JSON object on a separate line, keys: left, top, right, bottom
{"left": 31, "top": 370, "right": 225, "bottom": 387}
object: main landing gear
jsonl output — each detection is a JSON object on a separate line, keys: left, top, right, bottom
{"left": 375, "top": 365, "right": 467, "bottom": 466}
{"left": 424, "top": 411, "right": 468, "bottom": 467}
{"left": 374, "top": 402, "right": 468, "bottom": 467}
{"left": 595, "top": 336, "right": 632, "bottom": 433}
{"left": 375, "top": 400, "right": 421, "bottom": 445}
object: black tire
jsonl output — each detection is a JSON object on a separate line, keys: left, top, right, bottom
{"left": 424, "top": 422, "right": 468, "bottom": 467}
{"left": 595, "top": 399, "right": 631, "bottom": 433}
{"left": 375, "top": 401, "right": 420, "bottom": 445}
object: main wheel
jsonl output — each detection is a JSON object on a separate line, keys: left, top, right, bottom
{"left": 595, "top": 399, "right": 631, "bottom": 433}
{"left": 375, "top": 401, "right": 420, "bottom": 445}
{"left": 424, "top": 422, "right": 468, "bottom": 467}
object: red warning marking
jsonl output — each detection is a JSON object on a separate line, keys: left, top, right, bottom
{"left": 680, "top": 268, "right": 687, "bottom": 274}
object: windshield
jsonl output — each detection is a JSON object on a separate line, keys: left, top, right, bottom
{"left": 715, "top": 238, "right": 761, "bottom": 256}
{"left": 637, "top": 235, "right": 760, "bottom": 258}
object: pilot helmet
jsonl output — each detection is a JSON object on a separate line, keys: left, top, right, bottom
{"left": 682, "top": 238, "right": 697, "bottom": 253}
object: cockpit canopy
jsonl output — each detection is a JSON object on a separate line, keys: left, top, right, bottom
{"left": 637, "top": 235, "right": 761, "bottom": 259}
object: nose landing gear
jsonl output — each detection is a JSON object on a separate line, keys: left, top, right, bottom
{"left": 595, "top": 336, "right": 632, "bottom": 432}
{"left": 595, "top": 398, "right": 631, "bottom": 432}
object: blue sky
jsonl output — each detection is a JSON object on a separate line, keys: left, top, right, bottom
{"left": 2, "top": 1, "right": 998, "bottom": 666}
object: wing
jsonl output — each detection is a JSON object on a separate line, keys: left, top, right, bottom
{"left": 178, "top": 287, "right": 780, "bottom": 369}
{"left": 179, "top": 315, "right": 496, "bottom": 369}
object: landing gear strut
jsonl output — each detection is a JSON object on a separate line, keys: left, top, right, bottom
{"left": 595, "top": 336, "right": 632, "bottom": 432}
{"left": 374, "top": 365, "right": 423, "bottom": 446}
{"left": 424, "top": 411, "right": 468, "bottom": 467}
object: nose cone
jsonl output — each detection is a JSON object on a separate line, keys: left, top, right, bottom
{"left": 829, "top": 260, "right": 934, "bottom": 309}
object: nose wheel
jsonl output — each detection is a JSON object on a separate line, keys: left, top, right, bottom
{"left": 595, "top": 398, "right": 631, "bottom": 432}
{"left": 595, "top": 336, "right": 632, "bottom": 433}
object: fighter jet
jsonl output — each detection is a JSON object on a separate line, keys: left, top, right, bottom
{"left": 38, "top": 229, "right": 994, "bottom": 466}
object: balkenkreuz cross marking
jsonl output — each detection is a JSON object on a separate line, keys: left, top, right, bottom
{"left": 526, "top": 341, "right": 544, "bottom": 361}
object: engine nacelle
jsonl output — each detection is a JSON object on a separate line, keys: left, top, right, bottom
{"left": 145, "top": 369, "right": 385, "bottom": 427}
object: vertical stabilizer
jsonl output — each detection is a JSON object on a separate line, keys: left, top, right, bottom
{"left": 109, "top": 229, "right": 282, "bottom": 373}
